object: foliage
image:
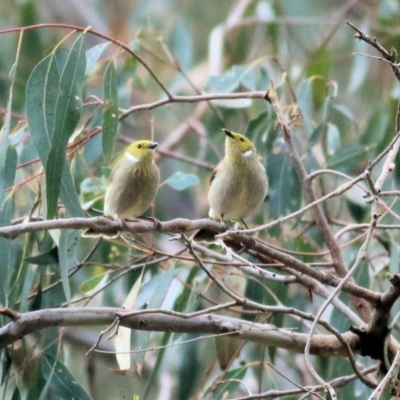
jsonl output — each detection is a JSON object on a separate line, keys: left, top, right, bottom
{"left": 1, "top": 1, "right": 400, "bottom": 399}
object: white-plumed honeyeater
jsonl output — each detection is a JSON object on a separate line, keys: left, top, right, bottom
{"left": 82, "top": 140, "right": 160, "bottom": 237}
{"left": 194, "top": 129, "right": 268, "bottom": 241}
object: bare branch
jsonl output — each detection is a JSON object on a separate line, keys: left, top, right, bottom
{"left": 0, "top": 306, "right": 361, "bottom": 357}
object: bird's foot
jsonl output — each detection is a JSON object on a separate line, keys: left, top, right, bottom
{"left": 137, "top": 216, "right": 162, "bottom": 231}
{"left": 113, "top": 217, "right": 129, "bottom": 236}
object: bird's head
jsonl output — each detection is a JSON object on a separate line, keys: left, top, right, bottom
{"left": 223, "top": 129, "right": 255, "bottom": 157}
{"left": 125, "top": 140, "right": 158, "bottom": 163}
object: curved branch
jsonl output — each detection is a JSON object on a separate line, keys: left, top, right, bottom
{"left": 0, "top": 217, "right": 381, "bottom": 304}
{"left": 0, "top": 306, "right": 361, "bottom": 357}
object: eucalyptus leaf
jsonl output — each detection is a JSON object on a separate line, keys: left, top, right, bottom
{"left": 25, "top": 247, "right": 59, "bottom": 266}
{"left": 58, "top": 229, "right": 81, "bottom": 303}
{"left": 79, "top": 273, "right": 108, "bottom": 293}
{"left": 164, "top": 172, "right": 199, "bottom": 191}
{"left": 326, "top": 123, "right": 340, "bottom": 155}
{"left": 167, "top": 20, "right": 193, "bottom": 69}
{"left": 26, "top": 48, "right": 84, "bottom": 218}
{"left": 134, "top": 268, "right": 175, "bottom": 366}
{"left": 207, "top": 65, "right": 254, "bottom": 93}
{"left": 45, "top": 34, "right": 86, "bottom": 219}
{"left": 85, "top": 42, "right": 109, "bottom": 76}
{"left": 102, "top": 60, "right": 119, "bottom": 162}
{"left": 41, "top": 354, "right": 93, "bottom": 400}
{"left": 210, "top": 366, "right": 248, "bottom": 399}
{"left": 296, "top": 77, "right": 314, "bottom": 135}
{"left": 326, "top": 145, "right": 370, "bottom": 169}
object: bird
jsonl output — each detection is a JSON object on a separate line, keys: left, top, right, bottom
{"left": 193, "top": 129, "right": 268, "bottom": 241}
{"left": 82, "top": 140, "right": 160, "bottom": 238}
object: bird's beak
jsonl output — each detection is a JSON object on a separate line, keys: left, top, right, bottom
{"left": 222, "top": 128, "right": 234, "bottom": 138}
{"left": 149, "top": 142, "right": 159, "bottom": 149}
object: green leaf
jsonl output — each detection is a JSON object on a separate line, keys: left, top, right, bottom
{"left": 306, "top": 47, "right": 331, "bottom": 107}
{"left": 0, "top": 197, "right": 14, "bottom": 304}
{"left": 211, "top": 366, "right": 248, "bottom": 399}
{"left": 46, "top": 34, "right": 86, "bottom": 219}
{"left": 0, "top": 44, "right": 19, "bottom": 206}
{"left": 25, "top": 247, "right": 59, "bottom": 265}
{"left": 102, "top": 61, "right": 119, "bottom": 162}
{"left": 326, "top": 123, "right": 340, "bottom": 155}
{"left": 167, "top": 20, "right": 193, "bottom": 69}
{"left": 101, "top": 165, "right": 112, "bottom": 179}
{"left": 164, "top": 172, "right": 199, "bottom": 191}
{"left": 41, "top": 354, "right": 93, "bottom": 400}
{"left": 3, "top": 145, "right": 17, "bottom": 192}
{"left": 333, "top": 104, "right": 354, "bottom": 120}
{"left": 326, "top": 145, "right": 370, "bottom": 169}
{"left": 207, "top": 65, "right": 255, "bottom": 93}
{"left": 85, "top": 42, "right": 109, "bottom": 76}
{"left": 348, "top": 32, "right": 370, "bottom": 92}
{"left": 79, "top": 273, "right": 108, "bottom": 293}
{"left": 11, "top": 386, "right": 21, "bottom": 400}
{"left": 26, "top": 50, "right": 84, "bottom": 218}
{"left": 0, "top": 348, "right": 12, "bottom": 386}
{"left": 80, "top": 177, "right": 106, "bottom": 198}
{"left": 296, "top": 77, "right": 314, "bottom": 135}
{"left": 58, "top": 229, "right": 81, "bottom": 303}
{"left": 267, "top": 148, "right": 302, "bottom": 219}
{"left": 134, "top": 268, "right": 175, "bottom": 365}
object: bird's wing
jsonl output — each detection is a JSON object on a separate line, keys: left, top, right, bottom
{"left": 209, "top": 161, "right": 223, "bottom": 185}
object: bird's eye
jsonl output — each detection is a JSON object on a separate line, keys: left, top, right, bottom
{"left": 240, "top": 138, "right": 244, "bottom": 142}
{"left": 137, "top": 144, "right": 142, "bottom": 149}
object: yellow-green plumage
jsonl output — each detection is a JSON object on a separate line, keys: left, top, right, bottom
{"left": 104, "top": 140, "right": 160, "bottom": 219}
{"left": 82, "top": 140, "right": 159, "bottom": 237}
{"left": 194, "top": 129, "right": 268, "bottom": 241}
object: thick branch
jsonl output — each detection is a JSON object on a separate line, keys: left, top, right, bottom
{"left": 0, "top": 217, "right": 380, "bottom": 304}
{"left": 0, "top": 307, "right": 361, "bottom": 357}
{"left": 0, "top": 217, "right": 225, "bottom": 239}
{"left": 351, "top": 274, "right": 400, "bottom": 362}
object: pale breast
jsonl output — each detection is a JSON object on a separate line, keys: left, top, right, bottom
{"left": 104, "top": 159, "right": 159, "bottom": 219}
{"left": 208, "top": 157, "right": 268, "bottom": 221}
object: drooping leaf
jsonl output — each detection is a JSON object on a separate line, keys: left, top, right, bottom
{"left": 85, "top": 42, "right": 109, "bottom": 76}
{"left": 296, "top": 77, "right": 314, "bottom": 135}
{"left": 26, "top": 49, "right": 84, "bottom": 218}
{"left": 164, "top": 172, "right": 199, "bottom": 191}
{"left": 45, "top": 34, "right": 86, "bottom": 219}
{"left": 116, "top": 266, "right": 145, "bottom": 371}
{"left": 306, "top": 46, "right": 331, "bottom": 107}
{"left": 3, "top": 145, "right": 17, "bottom": 194}
{"left": 102, "top": 60, "right": 119, "bottom": 162}
{"left": 0, "top": 348, "right": 12, "bottom": 386}
{"left": 41, "top": 354, "right": 93, "bottom": 400}
{"left": 134, "top": 268, "right": 175, "bottom": 368}
{"left": 267, "top": 148, "right": 302, "bottom": 220}
{"left": 325, "top": 123, "right": 340, "bottom": 156}
{"left": 167, "top": 20, "right": 193, "bottom": 69}
{"left": 348, "top": 28, "right": 370, "bottom": 92}
{"left": 0, "top": 197, "right": 15, "bottom": 305}
{"left": 0, "top": 36, "right": 20, "bottom": 207}
{"left": 25, "top": 247, "right": 59, "bottom": 265}
{"left": 58, "top": 229, "right": 81, "bottom": 303}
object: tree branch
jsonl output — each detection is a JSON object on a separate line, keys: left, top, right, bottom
{"left": 0, "top": 306, "right": 361, "bottom": 357}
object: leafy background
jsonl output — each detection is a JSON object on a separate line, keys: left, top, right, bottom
{"left": 1, "top": 0, "right": 400, "bottom": 399}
